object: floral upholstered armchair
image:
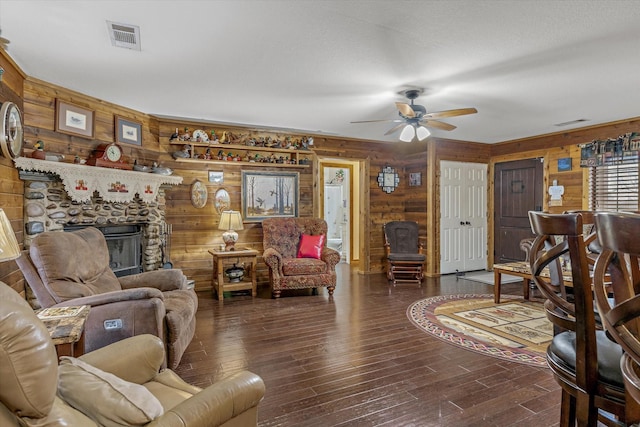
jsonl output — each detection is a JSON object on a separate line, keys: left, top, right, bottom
{"left": 262, "top": 218, "right": 341, "bottom": 298}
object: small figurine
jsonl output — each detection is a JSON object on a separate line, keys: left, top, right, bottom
{"left": 172, "top": 144, "right": 191, "bottom": 159}
{"left": 31, "top": 140, "right": 64, "bottom": 161}
{"left": 179, "top": 127, "right": 191, "bottom": 141}
{"left": 169, "top": 128, "right": 179, "bottom": 141}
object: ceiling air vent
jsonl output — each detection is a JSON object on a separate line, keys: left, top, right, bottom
{"left": 107, "top": 21, "right": 141, "bottom": 51}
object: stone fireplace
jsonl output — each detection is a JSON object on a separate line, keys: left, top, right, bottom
{"left": 16, "top": 157, "right": 182, "bottom": 272}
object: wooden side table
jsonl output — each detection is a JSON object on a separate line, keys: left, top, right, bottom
{"left": 208, "top": 248, "right": 258, "bottom": 301}
{"left": 36, "top": 305, "right": 90, "bottom": 357}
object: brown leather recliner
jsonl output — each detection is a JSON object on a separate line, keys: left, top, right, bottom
{"left": 262, "top": 217, "right": 340, "bottom": 298}
{"left": 0, "top": 281, "right": 265, "bottom": 426}
{"left": 16, "top": 227, "right": 197, "bottom": 369}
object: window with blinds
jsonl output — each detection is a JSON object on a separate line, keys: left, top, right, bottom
{"left": 589, "top": 159, "right": 639, "bottom": 211}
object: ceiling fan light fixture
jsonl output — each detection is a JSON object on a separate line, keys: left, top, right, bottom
{"left": 399, "top": 124, "right": 415, "bottom": 142}
{"left": 416, "top": 125, "right": 430, "bottom": 141}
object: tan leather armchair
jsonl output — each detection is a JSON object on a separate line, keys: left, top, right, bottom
{"left": 16, "top": 227, "right": 197, "bottom": 369}
{"left": 0, "top": 281, "right": 265, "bottom": 427}
{"left": 262, "top": 217, "right": 340, "bottom": 298}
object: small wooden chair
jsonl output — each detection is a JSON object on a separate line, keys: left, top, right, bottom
{"left": 593, "top": 211, "right": 640, "bottom": 425}
{"left": 383, "top": 221, "right": 425, "bottom": 285}
{"left": 528, "top": 211, "right": 626, "bottom": 427}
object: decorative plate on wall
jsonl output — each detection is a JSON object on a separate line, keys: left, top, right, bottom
{"left": 190, "top": 179, "right": 208, "bottom": 208}
{"left": 214, "top": 188, "right": 230, "bottom": 213}
{"left": 377, "top": 165, "right": 399, "bottom": 193}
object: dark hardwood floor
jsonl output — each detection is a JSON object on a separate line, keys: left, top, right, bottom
{"left": 174, "top": 264, "right": 562, "bottom": 426}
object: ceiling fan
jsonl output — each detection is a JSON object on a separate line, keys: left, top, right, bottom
{"left": 351, "top": 89, "right": 477, "bottom": 141}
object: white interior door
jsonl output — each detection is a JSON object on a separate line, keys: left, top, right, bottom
{"left": 440, "top": 161, "right": 488, "bottom": 274}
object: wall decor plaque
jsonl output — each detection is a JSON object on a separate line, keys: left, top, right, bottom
{"left": 191, "top": 179, "right": 208, "bottom": 208}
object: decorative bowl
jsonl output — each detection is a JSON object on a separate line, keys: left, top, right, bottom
{"left": 225, "top": 264, "right": 245, "bottom": 283}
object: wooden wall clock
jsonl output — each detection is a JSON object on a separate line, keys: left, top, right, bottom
{"left": 86, "top": 143, "right": 132, "bottom": 170}
{"left": 377, "top": 165, "right": 399, "bottom": 193}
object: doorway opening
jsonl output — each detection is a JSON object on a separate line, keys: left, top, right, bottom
{"left": 319, "top": 159, "right": 361, "bottom": 265}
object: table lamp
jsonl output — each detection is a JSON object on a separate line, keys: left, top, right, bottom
{"left": 218, "top": 210, "right": 243, "bottom": 251}
{"left": 0, "top": 208, "right": 20, "bottom": 262}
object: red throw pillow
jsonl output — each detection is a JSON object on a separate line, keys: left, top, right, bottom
{"left": 297, "top": 234, "right": 325, "bottom": 259}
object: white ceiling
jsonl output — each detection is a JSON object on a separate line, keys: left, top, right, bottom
{"left": 1, "top": 0, "right": 640, "bottom": 144}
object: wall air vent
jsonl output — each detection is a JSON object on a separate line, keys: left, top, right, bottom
{"left": 107, "top": 21, "right": 141, "bottom": 51}
{"left": 554, "top": 118, "right": 589, "bottom": 127}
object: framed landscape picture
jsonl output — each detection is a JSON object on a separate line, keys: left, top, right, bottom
{"left": 241, "top": 171, "right": 299, "bottom": 221}
{"left": 55, "top": 99, "right": 95, "bottom": 139}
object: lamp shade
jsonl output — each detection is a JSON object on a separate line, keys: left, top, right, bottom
{"left": 0, "top": 208, "right": 20, "bottom": 261}
{"left": 218, "top": 211, "right": 244, "bottom": 231}
{"left": 399, "top": 124, "right": 415, "bottom": 142}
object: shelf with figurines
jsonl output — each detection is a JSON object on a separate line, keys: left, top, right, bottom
{"left": 167, "top": 128, "right": 314, "bottom": 168}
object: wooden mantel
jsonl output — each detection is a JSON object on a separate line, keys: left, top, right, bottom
{"left": 14, "top": 157, "right": 183, "bottom": 203}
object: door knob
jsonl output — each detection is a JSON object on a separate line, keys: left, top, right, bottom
{"left": 460, "top": 221, "right": 465, "bottom": 226}
{"left": 465, "top": 221, "right": 471, "bottom": 225}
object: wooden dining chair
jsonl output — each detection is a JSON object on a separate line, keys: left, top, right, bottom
{"left": 528, "top": 211, "right": 626, "bottom": 427}
{"left": 592, "top": 211, "right": 640, "bottom": 425}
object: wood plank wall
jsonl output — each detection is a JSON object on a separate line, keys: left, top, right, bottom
{"left": 0, "top": 50, "right": 25, "bottom": 295}
{"left": 312, "top": 138, "right": 402, "bottom": 275}
{"left": 4, "top": 47, "right": 640, "bottom": 293}
{"left": 485, "top": 120, "right": 640, "bottom": 266}
{"left": 157, "top": 119, "right": 323, "bottom": 289}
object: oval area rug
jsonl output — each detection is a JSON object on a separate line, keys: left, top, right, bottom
{"left": 407, "top": 294, "right": 551, "bottom": 368}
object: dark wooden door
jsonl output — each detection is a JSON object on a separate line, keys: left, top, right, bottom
{"left": 494, "top": 158, "right": 543, "bottom": 263}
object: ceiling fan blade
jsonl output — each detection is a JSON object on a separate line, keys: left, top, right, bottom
{"left": 395, "top": 102, "right": 416, "bottom": 118}
{"left": 350, "top": 119, "right": 402, "bottom": 124}
{"left": 384, "top": 123, "right": 406, "bottom": 136}
{"left": 424, "top": 107, "right": 477, "bottom": 119}
{"left": 421, "top": 119, "right": 457, "bottom": 131}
